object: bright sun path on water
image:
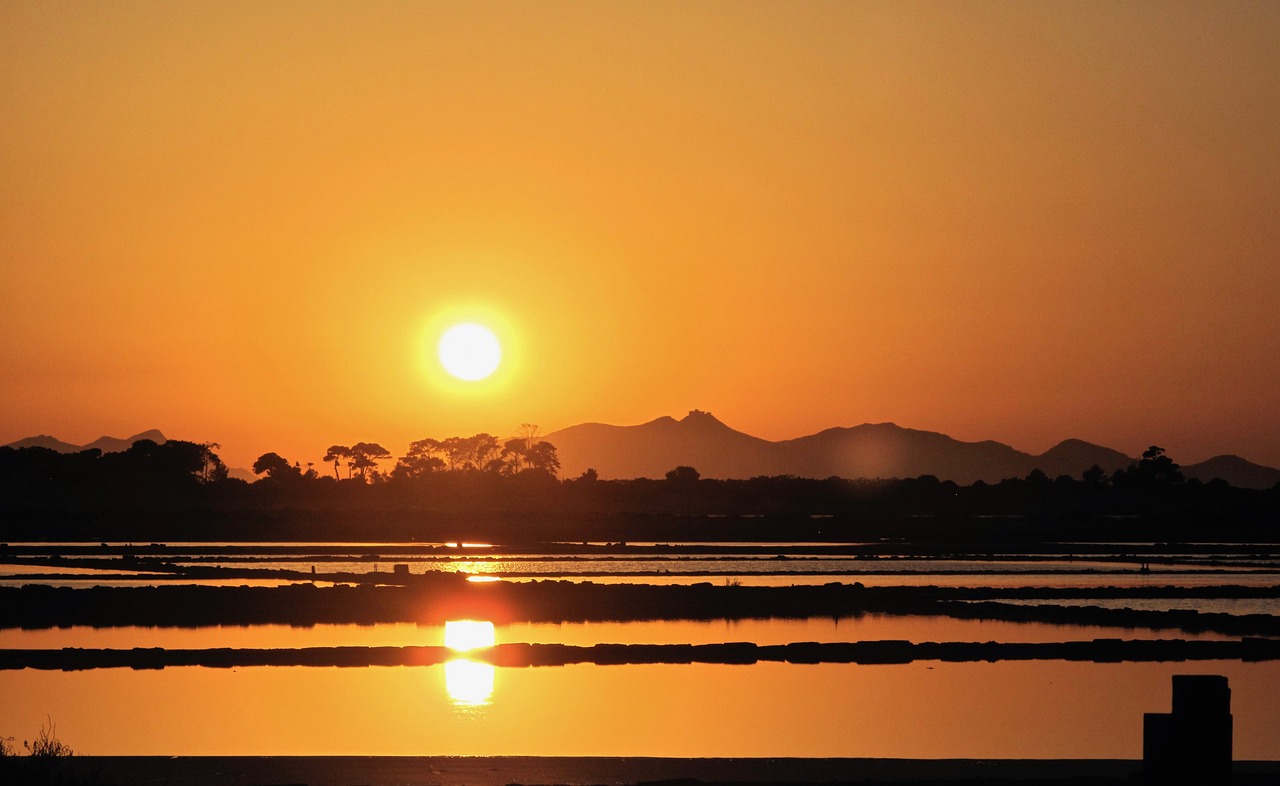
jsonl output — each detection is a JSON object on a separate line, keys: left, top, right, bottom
{"left": 445, "top": 659, "right": 495, "bottom": 706}
{"left": 443, "top": 620, "right": 497, "bottom": 707}
{"left": 437, "top": 323, "right": 501, "bottom": 381}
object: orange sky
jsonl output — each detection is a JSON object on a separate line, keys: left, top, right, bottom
{"left": 2, "top": 1, "right": 1278, "bottom": 471}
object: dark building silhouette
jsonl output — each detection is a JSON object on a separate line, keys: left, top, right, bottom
{"left": 1144, "top": 675, "right": 1232, "bottom": 783}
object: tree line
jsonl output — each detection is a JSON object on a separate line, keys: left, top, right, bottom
{"left": 2, "top": 437, "right": 1278, "bottom": 540}
{"left": 251, "top": 424, "right": 560, "bottom": 483}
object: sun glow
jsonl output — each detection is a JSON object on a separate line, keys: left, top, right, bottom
{"left": 438, "top": 323, "right": 501, "bottom": 381}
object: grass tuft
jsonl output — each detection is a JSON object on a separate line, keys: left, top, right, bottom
{"left": 25, "top": 717, "right": 74, "bottom": 759}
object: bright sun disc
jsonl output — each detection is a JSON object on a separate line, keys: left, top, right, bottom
{"left": 438, "top": 323, "right": 501, "bottom": 381}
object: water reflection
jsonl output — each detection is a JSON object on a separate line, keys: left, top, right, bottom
{"left": 445, "top": 659, "right": 496, "bottom": 706}
{"left": 444, "top": 620, "right": 496, "bottom": 708}
{"left": 5, "top": 661, "right": 1279, "bottom": 757}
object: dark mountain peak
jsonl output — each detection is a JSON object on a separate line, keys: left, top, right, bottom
{"left": 1042, "top": 437, "right": 1119, "bottom": 454}
{"left": 680, "top": 408, "right": 718, "bottom": 423}
{"left": 1033, "top": 439, "right": 1132, "bottom": 478}
{"left": 824, "top": 422, "right": 1010, "bottom": 450}
{"left": 641, "top": 416, "right": 679, "bottom": 428}
{"left": 1200, "top": 454, "right": 1247, "bottom": 464}
{"left": 801, "top": 422, "right": 904, "bottom": 441}
{"left": 84, "top": 430, "right": 167, "bottom": 453}
{"left": 545, "top": 411, "right": 771, "bottom": 479}
{"left": 3, "top": 434, "right": 79, "bottom": 452}
{"left": 1046, "top": 438, "right": 1092, "bottom": 451}
{"left": 5, "top": 430, "right": 167, "bottom": 454}
{"left": 851, "top": 421, "right": 905, "bottom": 432}
{"left": 676, "top": 409, "right": 732, "bottom": 430}
{"left": 1183, "top": 455, "right": 1280, "bottom": 489}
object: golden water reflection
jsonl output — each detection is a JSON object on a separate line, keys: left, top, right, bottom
{"left": 444, "top": 620, "right": 496, "bottom": 707}
{"left": 445, "top": 658, "right": 496, "bottom": 706}
{"left": 5, "top": 661, "right": 1280, "bottom": 757}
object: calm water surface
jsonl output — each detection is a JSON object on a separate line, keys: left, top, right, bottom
{"left": 4, "top": 541, "right": 1277, "bottom": 760}
{"left": 2, "top": 660, "right": 1277, "bottom": 758}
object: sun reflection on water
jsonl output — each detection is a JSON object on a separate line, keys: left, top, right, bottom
{"left": 444, "top": 658, "right": 496, "bottom": 706}
{"left": 443, "top": 620, "right": 496, "bottom": 708}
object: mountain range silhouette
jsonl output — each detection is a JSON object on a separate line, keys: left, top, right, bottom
{"left": 5, "top": 418, "right": 1277, "bottom": 489}
{"left": 4, "top": 429, "right": 167, "bottom": 454}
{"left": 546, "top": 410, "right": 1280, "bottom": 488}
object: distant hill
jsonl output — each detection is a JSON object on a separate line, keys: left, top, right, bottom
{"left": 773, "top": 423, "right": 1031, "bottom": 485}
{"left": 1032, "top": 438, "right": 1133, "bottom": 479}
{"left": 4, "top": 429, "right": 167, "bottom": 454}
{"left": 547, "top": 411, "right": 1066, "bottom": 483}
{"left": 546, "top": 411, "right": 1279, "bottom": 488}
{"left": 226, "top": 466, "right": 258, "bottom": 483}
{"left": 2, "top": 429, "right": 265, "bottom": 482}
{"left": 1183, "top": 455, "right": 1280, "bottom": 489}
{"left": 4, "top": 434, "right": 84, "bottom": 453}
{"left": 546, "top": 410, "right": 777, "bottom": 479}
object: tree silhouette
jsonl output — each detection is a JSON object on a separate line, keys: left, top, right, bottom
{"left": 498, "top": 425, "right": 561, "bottom": 477}
{"left": 515, "top": 423, "right": 539, "bottom": 444}
{"left": 665, "top": 465, "right": 701, "bottom": 483}
{"left": 196, "top": 442, "right": 229, "bottom": 483}
{"left": 392, "top": 439, "right": 447, "bottom": 479}
{"left": 252, "top": 452, "right": 300, "bottom": 481}
{"left": 1082, "top": 464, "right": 1108, "bottom": 486}
{"left": 500, "top": 436, "right": 561, "bottom": 477}
{"left": 146, "top": 440, "right": 225, "bottom": 485}
{"left": 1139, "top": 445, "right": 1183, "bottom": 482}
{"left": 349, "top": 442, "right": 392, "bottom": 482}
{"left": 323, "top": 445, "right": 352, "bottom": 480}
{"left": 438, "top": 434, "right": 501, "bottom": 471}
{"left": 1024, "top": 468, "right": 1051, "bottom": 487}
{"left": 1115, "top": 445, "right": 1184, "bottom": 487}
{"left": 525, "top": 440, "right": 560, "bottom": 477}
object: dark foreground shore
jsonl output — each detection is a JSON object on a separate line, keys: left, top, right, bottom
{"left": 25, "top": 756, "right": 1280, "bottom": 785}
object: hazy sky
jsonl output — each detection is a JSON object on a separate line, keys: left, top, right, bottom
{"left": 2, "top": 1, "right": 1278, "bottom": 470}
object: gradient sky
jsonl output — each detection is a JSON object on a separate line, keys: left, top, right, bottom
{"left": 2, "top": 1, "right": 1278, "bottom": 471}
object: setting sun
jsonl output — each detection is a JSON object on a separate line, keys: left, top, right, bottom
{"left": 438, "top": 323, "right": 501, "bottom": 382}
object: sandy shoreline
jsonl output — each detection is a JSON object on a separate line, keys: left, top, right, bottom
{"left": 31, "top": 756, "right": 1280, "bottom": 784}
